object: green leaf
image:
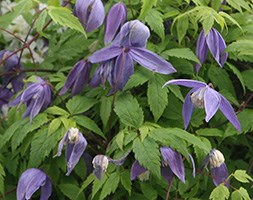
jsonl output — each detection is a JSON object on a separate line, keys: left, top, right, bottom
{"left": 99, "top": 172, "right": 120, "bottom": 200}
{"left": 202, "top": 15, "right": 214, "bottom": 35}
{"left": 226, "top": 0, "right": 251, "bottom": 12}
{"left": 79, "top": 174, "right": 95, "bottom": 194}
{"left": 0, "top": 164, "right": 5, "bottom": 195}
{"left": 234, "top": 170, "right": 253, "bottom": 183}
{"left": 145, "top": 9, "right": 164, "bottom": 40}
{"left": 121, "top": 171, "right": 132, "bottom": 195}
{"left": 227, "top": 40, "right": 253, "bottom": 59}
{"left": 167, "top": 85, "right": 184, "bottom": 102}
{"left": 196, "top": 128, "right": 224, "bottom": 137}
{"left": 45, "top": 106, "right": 69, "bottom": 116}
{"left": 219, "top": 12, "right": 242, "bottom": 30}
{"left": 163, "top": 48, "right": 200, "bottom": 64}
{"left": 209, "top": 184, "right": 230, "bottom": 200}
{"left": 148, "top": 74, "right": 168, "bottom": 122}
{"left": 29, "top": 127, "right": 64, "bottom": 167}
{"left": 60, "top": 117, "right": 76, "bottom": 130}
{"left": 132, "top": 137, "right": 160, "bottom": 178}
{"left": 225, "top": 63, "right": 245, "bottom": 93}
{"left": 47, "top": 6, "right": 86, "bottom": 36}
{"left": 115, "top": 130, "right": 125, "bottom": 150}
{"left": 0, "top": 118, "right": 29, "bottom": 150}
{"left": 66, "top": 95, "right": 97, "bottom": 115}
{"left": 34, "top": 9, "right": 48, "bottom": 35}
{"left": 48, "top": 118, "right": 62, "bottom": 135}
{"left": 92, "top": 175, "right": 108, "bottom": 199}
{"left": 100, "top": 96, "right": 113, "bottom": 128}
{"left": 138, "top": 0, "right": 157, "bottom": 20}
{"left": 114, "top": 93, "right": 144, "bottom": 128}
{"left": 176, "top": 15, "right": 189, "bottom": 44}
{"left": 59, "top": 183, "right": 85, "bottom": 200}
{"left": 241, "top": 69, "right": 253, "bottom": 92}
{"left": 11, "top": 113, "right": 50, "bottom": 151}
{"left": 140, "top": 182, "right": 158, "bottom": 200}
{"left": 73, "top": 115, "right": 105, "bottom": 138}
{"left": 231, "top": 187, "right": 251, "bottom": 200}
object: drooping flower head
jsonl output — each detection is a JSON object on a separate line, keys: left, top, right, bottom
{"left": 92, "top": 153, "right": 128, "bottom": 180}
{"left": 131, "top": 147, "right": 195, "bottom": 183}
{"left": 60, "top": 60, "right": 92, "bottom": 96}
{"left": 163, "top": 79, "right": 241, "bottom": 131}
{"left": 104, "top": 2, "right": 127, "bottom": 45}
{"left": 89, "top": 20, "right": 176, "bottom": 94}
{"left": 195, "top": 28, "right": 228, "bottom": 72}
{"left": 8, "top": 76, "right": 52, "bottom": 122}
{"left": 0, "top": 50, "right": 24, "bottom": 92}
{"left": 201, "top": 149, "right": 229, "bottom": 187}
{"left": 74, "top": 0, "right": 105, "bottom": 32}
{"left": 17, "top": 168, "right": 52, "bottom": 200}
{"left": 54, "top": 128, "right": 88, "bottom": 176}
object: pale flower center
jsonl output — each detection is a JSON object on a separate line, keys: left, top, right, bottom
{"left": 68, "top": 128, "right": 79, "bottom": 143}
{"left": 92, "top": 155, "right": 109, "bottom": 172}
{"left": 190, "top": 87, "right": 207, "bottom": 109}
{"left": 209, "top": 149, "right": 225, "bottom": 168}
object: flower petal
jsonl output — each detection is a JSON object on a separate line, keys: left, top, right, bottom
{"left": 86, "top": 0, "right": 105, "bottom": 32}
{"left": 188, "top": 153, "right": 196, "bottom": 177}
{"left": 211, "top": 163, "right": 229, "bottom": 187}
{"left": 219, "top": 95, "right": 241, "bottom": 131}
{"left": 160, "top": 147, "right": 185, "bottom": 183}
{"left": 108, "top": 152, "right": 129, "bottom": 165}
{"left": 130, "top": 47, "right": 176, "bottom": 74}
{"left": 204, "top": 87, "right": 221, "bottom": 122}
{"left": 89, "top": 46, "right": 122, "bottom": 63}
{"left": 182, "top": 89, "right": 195, "bottom": 129}
{"left": 130, "top": 160, "right": 148, "bottom": 181}
{"left": 40, "top": 176, "right": 52, "bottom": 200}
{"left": 104, "top": 2, "right": 127, "bottom": 44}
{"left": 195, "top": 30, "right": 208, "bottom": 72}
{"left": 161, "top": 165, "right": 174, "bottom": 183}
{"left": 163, "top": 79, "right": 206, "bottom": 88}
{"left": 53, "top": 131, "right": 69, "bottom": 158}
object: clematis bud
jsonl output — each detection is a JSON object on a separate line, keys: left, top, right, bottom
{"left": 8, "top": 76, "right": 52, "bottom": 122}
{"left": 104, "top": 2, "right": 127, "bottom": 44}
{"left": 60, "top": 60, "right": 92, "bottom": 96}
{"left": 92, "top": 153, "right": 128, "bottom": 180}
{"left": 17, "top": 168, "right": 52, "bottom": 200}
{"left": 202, "top": 149, "right": 229, "bottom": 187}
{"left": 130, "top": 160, "right": 149, "bottom": 181}
{"left": 195, "top": 28, "right": 228, "bottom": 72}
{"left": 54, "top": 128, "right": 88, "bottom": 175}
{"left": 74, "top": 0, "right": 105, "bottom": 32}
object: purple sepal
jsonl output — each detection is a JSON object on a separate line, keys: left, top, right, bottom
{"left": 211, "top": 163, "right": 229, "bottom": 187}
{"left": 17, "top": 168, "right": 52, "bottom": 200}
{"left": 130, "top": 160, "right": 148, "bottom": 181}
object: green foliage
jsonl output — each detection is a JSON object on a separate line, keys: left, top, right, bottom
{"left": 99, "top": 172, "right": 120, "bottom": 200}
{"left": 0, "top": 164, "right": 5, "bottom": 195}
{"left": 241, "top": 70, "right": 253, "bottom": 91}
{"left": 114, "top": 93, "right": 144, "bottom": 128}
{"left": 132, "top": 137, "right": 161, "bottom": 178}
{"left": 139, "top": 0, "right": 157, "bottom": 20}
{"left": 209, "top": 184, "right": 230, "bottom": 200}
{"left": 233, "top": 170, "right": 253, "bottom": 183}
{"left": 231, "top": 187, "right": 251, "bottom": 200}
{"left": 59, "top": 183, "right": 85, "bottom": 200}
{"left": 34, "top": 9, "right": 48, "bottom": 35}
{"left": 147, "top": 74, "right": 168, "bottom": 122}
{"left": 47, "top": 6, "right": 86, "bottom": 36}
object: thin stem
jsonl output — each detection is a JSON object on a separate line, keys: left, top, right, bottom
{"left": 237, "top": 92, "right": 253, "bottom": 113}
{"left": 0, "top": 187, "right": 16, "bottom": 199}
{"left": 166, "top": 175, "right": 174, "bottom": 200}
{"left": 0, "top": 68, "right": 57, "bottom": 77}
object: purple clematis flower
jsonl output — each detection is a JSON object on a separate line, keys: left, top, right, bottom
{"left": 60, "top": 60, "right": 92, "bottom": 96}
{"left": 201, "top": 149, "right": 229, "bottom": 187}
{"left": 54, "top": 128, "right": 88, "bottom": 176}
{"left": 163, "top": 79, "right": 241, "bottom": 131}
{"left": 0, "top": 50, "right": 24, "bottom": 93}
{"left": 0, "top": 87, "right": 13, "bottom": 108}
{"left": 8, "top": 76, "right": 52, "bottom": 122}
{"left": 195, "top": 28, "right": 228, "bottom": 72}
{"left": 92, "top": 153, "right": 128, "bottom": 180}
{"left": 131, "top": 147, "right": 195, "bottom": 183}
{"left": 104, "top": 2, "right": 127, "bottom": 45}
{"left": 17, "top": 168, "right": 52, "bottom": 200}
{"left": 74, "top": 0, "right": 105, "bottom": 32}
{"left": 89, "top": 20, "right": 176, "bottom": 94}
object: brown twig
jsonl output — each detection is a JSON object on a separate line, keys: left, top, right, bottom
{"left": 0, "top": 68, "right": 57, "bottom": 77}
{"left": 166, "top": 175, "right": 174, "bottom": 200}
{"left": 0, "top": 187, "right": 16, "bottom": 199}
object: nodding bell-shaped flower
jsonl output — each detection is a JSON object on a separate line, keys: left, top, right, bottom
{"left": 201, "top": 149, "right": 229, "bottom": 187}
{"left": 73, "top": 0, "right": 105, "bottom": 32}
{"left": 195, "top": 28, "right": 228, "bottom": 72}
{"left": 0, "top": 50, "right": 24, "bottom": 93}
{"left": 131, "top": 147, "right": 195, "bottom": 183}
{"left": 17, "top": 168, "right": 52, "bottom": 200}
{"left": 104, "top": 2, "right": 127, "bottom": 45}
{"left": 92, "top": 153, "right": 128, "bottom": 180}
{"left": 0, "top": 87, "right": 13, "bottom": 108}
{"left": 8, "top": 76, "right": 52, "bottom": 122}
{"left": 54, "top": 128, "right": 88, "bottom": 176}
{"left": 89, "top": 20, "right": 176, "bottom": 94}
{"left": 60, "top": 60, "right": 92, "bottom": 96}
{"left": 163, "top": 79, "right": 241, "bottom": 131}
